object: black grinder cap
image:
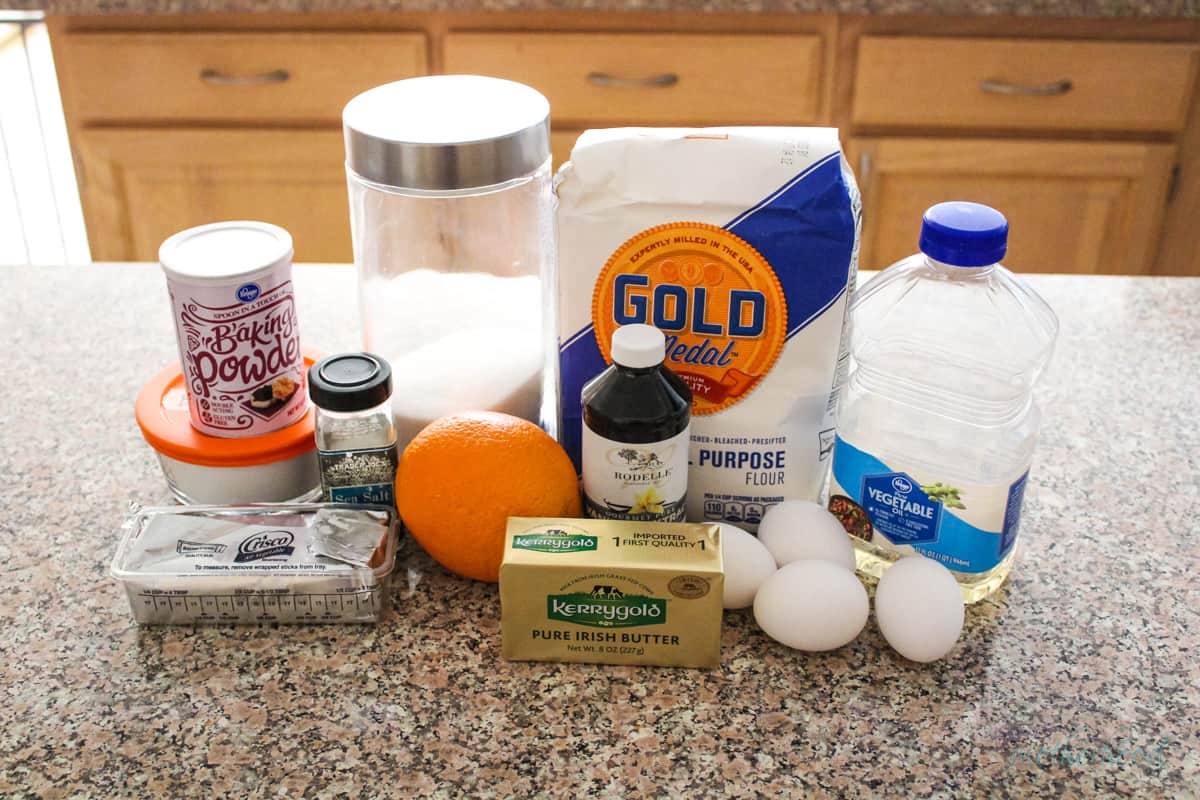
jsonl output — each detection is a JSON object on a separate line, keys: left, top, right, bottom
{"left": 308, "top": 352, "right": 393, "bottom": 413}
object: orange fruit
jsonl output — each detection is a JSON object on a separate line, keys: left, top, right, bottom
{"left": 396, "top": 411, "right": 582, "bottom": 583}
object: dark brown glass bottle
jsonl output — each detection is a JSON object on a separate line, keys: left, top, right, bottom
{"left": 581, "top": 324, "right": 692, "bottom": 522}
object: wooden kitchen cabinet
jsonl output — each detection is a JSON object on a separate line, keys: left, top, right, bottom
{"left": 552, "top": 130, "right": 584, "bottom": 169}
{"left": 75, "top": 129, "right": 351, "bottom": 262}
{"left": 848, "top": 137, "right": 1177, "bottom": 274}
{"left": 51, "top": 22, "right": 430, "bottom": 262}
{"left": 46, "top": 12, "right": 1200, "bottom": 273}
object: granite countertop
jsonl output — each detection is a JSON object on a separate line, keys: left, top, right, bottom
{"left": 1, "top": 264, "right": 1197, "bottom": 798}
{"left": 11, "top": 0, "right": 1199, "bottom": 18}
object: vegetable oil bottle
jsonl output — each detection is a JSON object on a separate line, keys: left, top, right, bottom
{"left": 828, "top": 202, "right": 1058, "bottom": 603}
{"left": 582, "top": 324, "right": 691, "bottom": 522}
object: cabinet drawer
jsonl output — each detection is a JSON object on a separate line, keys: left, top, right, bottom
{"left": 853, "top": 37, "right": 1199, "bottom": 133}
{"left": 57, "top": 32, "right": 427, "bottom": 123}
{"left": 445, "top": 33, "right": 824, "bottom": 125}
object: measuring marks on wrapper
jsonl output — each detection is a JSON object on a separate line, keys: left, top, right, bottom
{"left": 129, "top": 589, "right": 384, "bottom": 625}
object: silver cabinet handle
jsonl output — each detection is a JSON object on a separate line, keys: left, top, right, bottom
{"left": 199, "top": 68, "right": 290, "bottom": 87}
{"left": 980, "top": 78, "right": 1073, "bottom": 96}
{"left": 586, "top": 71, "right": 679, "bottom": 89}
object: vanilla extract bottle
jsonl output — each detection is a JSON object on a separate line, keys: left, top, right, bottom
{"left": 582, "top": 324, "right": 692, "bottom": 522}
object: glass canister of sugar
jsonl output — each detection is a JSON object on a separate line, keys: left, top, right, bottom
{"left": 343, "top": 75, "right": 555, "bottom": 448}
{"left": 159, "top": 221, "right": 307, "bottom": 438}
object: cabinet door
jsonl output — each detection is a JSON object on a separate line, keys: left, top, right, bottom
{"left": 848, "top": 138, "right": 1177, "bottom": 275}
{"left": 552, "top": 130, "right": 583, "bottom": 170}
{"left": 75, "top": 129, "right": 350, "bottom": 262}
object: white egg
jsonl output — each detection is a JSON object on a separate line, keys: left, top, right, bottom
{"left": 718, "top": 522, "right": 778, "bottom": 609}
{"left": 753, "top": 560, "right": 869, "bottom": 651}
{"left": 875, "top": 556, "right": 965, "bottom": 663}
{"left": 758, "top": 500, "right": 855, "bottom": 572}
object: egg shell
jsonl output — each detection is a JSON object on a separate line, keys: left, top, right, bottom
{"left": 875, "top": 556, "right": 965, "bottom": 663}
{"left": 753, "top": 560, "right": 869, "bottom": 651}
{"left": 718, "top": 523, "right": 778, "bottom": 609}
{"left": 758, "top": 500, "right": 855, "bottom": 572}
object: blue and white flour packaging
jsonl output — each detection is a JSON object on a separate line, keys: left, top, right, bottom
{"left": 556, "top": 128, "right": 861, "bottom": 531}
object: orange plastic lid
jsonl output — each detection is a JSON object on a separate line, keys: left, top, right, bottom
{"left": 135, "top": 352, "right": 319, "bottom": 468}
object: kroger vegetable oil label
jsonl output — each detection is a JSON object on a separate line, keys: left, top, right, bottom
{"left": 556, "top": 128, "right": 860, "bottom": 530}
{"left": 828, "top": 436, "right": 1029, "bottom": 574}
{"left": 500, "top": 518, "right": 723, "bottom": 668}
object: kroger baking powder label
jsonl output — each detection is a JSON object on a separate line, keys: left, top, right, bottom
{"left": 582, "top": 426, "right": 690, "bottom": 522}
{"left": 168, "top": 275, "right": 308, "bottom": 438}
{"left": 828, "top": 435, "right": 1028, "bottom": 574}
{"left": 557, "top": 128, "right": 861, "bottom": 530}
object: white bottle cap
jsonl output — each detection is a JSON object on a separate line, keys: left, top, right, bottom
{"left": 159, "top": 221, "right": 293, "bottom": 284}
{"left": 611, "top": 324, "right": 666, "bottom": 369}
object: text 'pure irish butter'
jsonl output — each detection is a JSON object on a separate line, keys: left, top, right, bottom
{"left": 500, "top": 518, "right": 723, "bottom": 668}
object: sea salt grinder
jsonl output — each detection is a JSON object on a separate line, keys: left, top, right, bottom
{"left": 309, "top": 353, "right": 398, "bottom": 508}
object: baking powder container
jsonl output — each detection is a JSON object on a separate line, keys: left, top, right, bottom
{"left": 158, "top": 221, "right": 307, "bottom": 438}
{"left": 343, "top": 75, "right": 556, "bottom": 448}
{"left": 135, "top": 356, "right": 321, "bottom": 504}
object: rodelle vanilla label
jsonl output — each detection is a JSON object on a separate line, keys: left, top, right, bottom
{"left": 582, "top": 427, "right": 689, "bottom": 522}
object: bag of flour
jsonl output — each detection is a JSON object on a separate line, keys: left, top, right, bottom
{"left": 556, "top": 127, "right": 860, "bottom": 531}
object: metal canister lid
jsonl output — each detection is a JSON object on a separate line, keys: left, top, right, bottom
{"left": 342, "top": 75, "right": 551, "bottom": 191}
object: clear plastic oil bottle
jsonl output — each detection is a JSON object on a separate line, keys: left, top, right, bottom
{"left": 827, "top": 202, "right": 1058, "bottom": 603}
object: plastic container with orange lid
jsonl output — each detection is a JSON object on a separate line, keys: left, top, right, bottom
{"left": 136, "top": 354, "right": 322, "bottom": 504}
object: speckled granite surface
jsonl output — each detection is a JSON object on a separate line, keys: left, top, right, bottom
{"left": 10, "top": 0, "right": 1199, "bottom": 17}
{"left": 0, "top": 264, "right": 1197, "bottom": 798}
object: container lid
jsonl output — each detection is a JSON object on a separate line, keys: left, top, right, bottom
{"left": 918, "top": 202, "right": 1008, "bottom": 267}
{"left": 135, "top": 353, "right": 319, "bottom": 468}
{"left": 343, "top": 75, "right": 551, "bottom": 191}
{"left": 611, "top": 324, "right": 666, "bottom": 369}
{"left": 308, "top": 353, "right": 393, "bottom": 412}
{"left": 159, "top": 221, "right": 294, "bottom": 284}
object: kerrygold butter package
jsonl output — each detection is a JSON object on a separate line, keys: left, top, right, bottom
{"left": 500, "top": 518, "right": 723, "bottom": 668}
{"left": 556, "top": 128, "right": 861, "bottom": 531}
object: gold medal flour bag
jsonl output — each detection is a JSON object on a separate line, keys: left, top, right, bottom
{"left": 556, "top": 128, "right": 860, "bottom": 531}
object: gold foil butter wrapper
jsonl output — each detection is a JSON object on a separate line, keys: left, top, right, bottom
{"left": 500, "top": 518, "right": 723, "bottom": 668}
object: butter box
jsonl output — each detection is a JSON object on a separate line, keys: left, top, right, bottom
{"left": 500, "top": 517, "right": 723, "bottom": 668}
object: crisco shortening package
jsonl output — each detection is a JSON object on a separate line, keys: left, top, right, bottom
{"left": 556, "top": 128, "right": 861, "bottom": 530}
{"left": 500, "top": 518, "right": 723, "bottom": 668}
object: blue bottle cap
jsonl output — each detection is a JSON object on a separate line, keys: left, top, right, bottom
{"left": 918, "top": 202, "right": 1008, "bottom": 267}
